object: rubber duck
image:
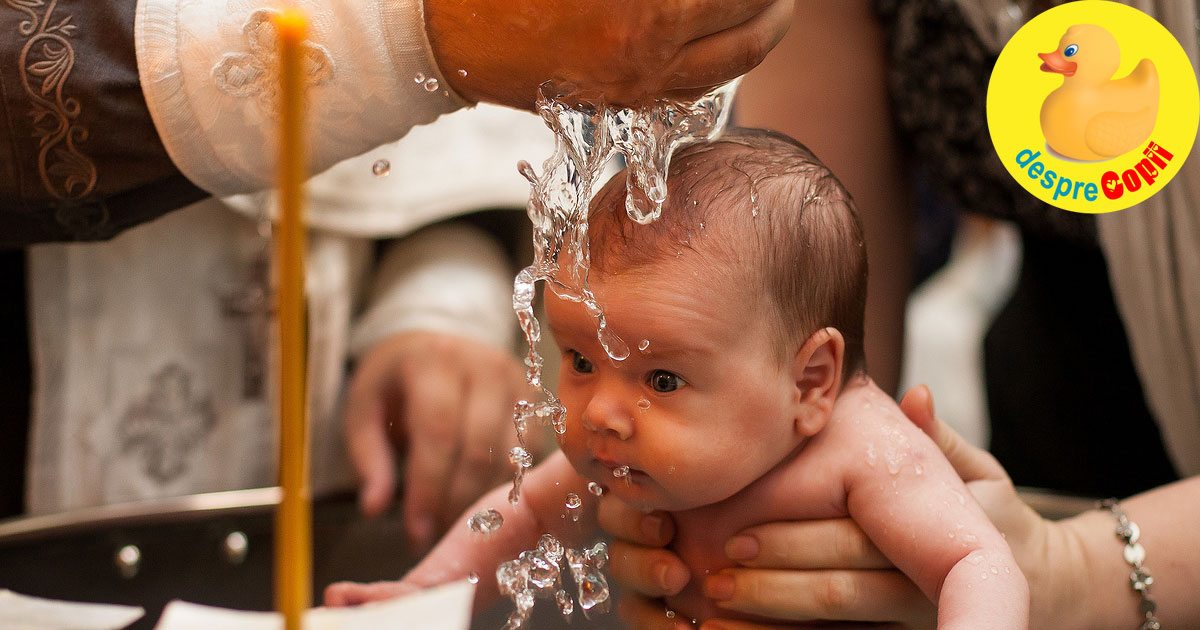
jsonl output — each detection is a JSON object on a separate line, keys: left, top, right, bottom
{"left": 1038, "top": 24, "right": 1158, "bottom": 161}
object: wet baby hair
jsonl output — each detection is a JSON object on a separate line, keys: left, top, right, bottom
{"left": 588, "top": 128, "right": 868, "bottom": 382}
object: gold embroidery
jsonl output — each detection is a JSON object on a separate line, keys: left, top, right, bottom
{"left": 6, "top": 0, "right": 97, "bottom": 200}
{"left": 213, "top": 9, "right": 334, "bottom": 114}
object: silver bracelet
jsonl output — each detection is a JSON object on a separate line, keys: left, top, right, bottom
{"left": 1099, "top": 499, "right": 1161, "bottom": 630}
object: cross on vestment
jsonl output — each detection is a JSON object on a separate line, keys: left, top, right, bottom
{"left": 219, "top": 241, "right": 275, "bottom": 400}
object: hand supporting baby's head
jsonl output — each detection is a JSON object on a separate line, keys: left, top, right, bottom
{"left": 547, "top": 128, "right": 871, "bottom": 512}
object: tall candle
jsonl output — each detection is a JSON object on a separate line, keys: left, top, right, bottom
{"left": 273, "top": 8, "right": 311, "bottom": 630}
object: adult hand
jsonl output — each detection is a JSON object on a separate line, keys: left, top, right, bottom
{"left": 425, "top": 0, "right": 794, "bottom": 109}
{"left": 601, "top": 385, "right": 1062, "bottom": 629}
{"left": 342, "top": 330, "right": 530, "bottom": 550}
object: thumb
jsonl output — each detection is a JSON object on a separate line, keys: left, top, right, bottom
{"left": 899, "top": 384, "right": 1007, "bottom": 483}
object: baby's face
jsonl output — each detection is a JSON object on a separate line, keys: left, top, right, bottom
{"left": 546, "top": 258, "right": 807, "bottom": 512}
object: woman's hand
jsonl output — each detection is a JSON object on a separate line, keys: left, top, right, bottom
{"left": 601, "top": 385, "right": 1062, "bottom": 630}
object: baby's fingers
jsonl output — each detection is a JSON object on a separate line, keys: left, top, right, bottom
{"left": 609, "top": 540, "right": 692, "bottom": 597}
{"left": 703, "top": 569, "right": 934, "bottom": 626}
{"left": 728, "top": 520, "right": 891, "bottom": 569}
{"left": 323, "top": 580, "right": 413, "bottom": 607}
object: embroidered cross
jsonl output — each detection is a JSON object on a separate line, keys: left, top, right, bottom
{"left": 119, "top": 364, "right": 216, "bottom": 484}
{"left": 212, "top": 8, "right": 334, "bottom": 114}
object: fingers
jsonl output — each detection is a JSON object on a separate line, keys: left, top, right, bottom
{"left": 899, "top": 385, "right": 1007, "bottom": 483}
{"left": 667, "top": 0, "right": 793, "bottom": 91}
{"left": 727, "top": 521, "right": 890, "bottom": 570}
{"left": 703, "top": 568, "right": 934, "bottom": 625}
{"left": 617, "top": 594, "right": 694, "bottom": 630}
{"left": 323, "top": 580, "right": 413, "bottom": 607}
{"left": 342, "top": 376, "right": 398, "bottom": 519}
{"left": 401, "top": 367, "right": 465, "bottom": 549}
{"left": 444, "top": 371, "right": 511, "bottom": 516}
{"left": 597, "top": 495, "right": 676, "bottom": 546}
{"left": 677, "top": 0, "right": 782, "bottom": 39}
{"left": 609, "top": 540, "right": 692, "bottom": 598}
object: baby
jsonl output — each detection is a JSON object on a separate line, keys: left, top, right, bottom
{"left": 326, "top": 129, "right": 1028, "bottom": 628}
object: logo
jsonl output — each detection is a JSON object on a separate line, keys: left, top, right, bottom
{"left": 987, "top": 1, "right": 1198, "bottom": 212}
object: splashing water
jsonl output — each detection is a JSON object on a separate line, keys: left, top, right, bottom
{"left": 468, "top": 509, "right": 503, "bottom": 535}
{"left": 371, "top": 159, "right": 390, "bottom": 177}
{"left": 496, "top": 535, "right": 610, "bottom": 629}
{"left": 587, "top": 481, "right": 604, "bottom": 496}
{"left": 495, "top": 81, "right": 737, "bottom": 627}
{"left": 505, "top": 80, "right": 738, "bottom": 508}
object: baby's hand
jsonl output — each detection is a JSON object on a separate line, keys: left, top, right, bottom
{"left": 324, "top": 579, "right": 416, "bottom": 607}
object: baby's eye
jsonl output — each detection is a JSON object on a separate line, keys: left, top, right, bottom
{"left": 570, "top": 350, "right": 594, "bottom": 374}
{"left": 649, "top": 370, "right": 686, "bottom": 393}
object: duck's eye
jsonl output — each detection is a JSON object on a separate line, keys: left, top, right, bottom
{"left": 570, "top": 351, "right": 594, "bottom": 374}
{"left": 650, "top": 370, "right": 686, "bottom": 393}
{"left": 1064, "top": 44, "right": 1079, "bottom": 57}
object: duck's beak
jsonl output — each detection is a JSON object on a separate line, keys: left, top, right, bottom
{"left": 1038, "top": 50, "right": 1077, "bottom": 76}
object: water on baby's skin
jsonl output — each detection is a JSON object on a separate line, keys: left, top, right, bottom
{"left": 489, "top": 80, "right": 738, "bottom": 629}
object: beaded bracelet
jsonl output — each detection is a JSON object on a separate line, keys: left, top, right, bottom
{"left": 1099, "top": 499, "right": 1160, "bottom": 630}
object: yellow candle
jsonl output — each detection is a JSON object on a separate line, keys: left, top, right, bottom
{"left": 273, "top": 8, "right": 311, "bottom": 630}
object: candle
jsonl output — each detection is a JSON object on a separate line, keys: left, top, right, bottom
{"left": 273, "top": 8, "right": 311, "bottom": 630}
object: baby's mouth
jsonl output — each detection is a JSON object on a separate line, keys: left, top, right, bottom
{"left": 594, "top": 457, "right": 646, "bottom": 481}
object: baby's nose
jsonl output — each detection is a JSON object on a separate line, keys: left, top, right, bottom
{"left": 580, "top": 394, "right": 634, "bottom": 440}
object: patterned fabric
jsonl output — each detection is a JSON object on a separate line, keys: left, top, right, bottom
{"left": 0, "top": 0, "right": 205, "bottom": 245}
{"left": 876, "top": 0, "right": 1098, "bottom": 247}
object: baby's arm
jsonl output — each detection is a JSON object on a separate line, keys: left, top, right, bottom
{"left": 325, "top": 450, "right": 595, "bottom": 613}
{"left": 843, "top": 402, "right": 1028, "bottom": 629}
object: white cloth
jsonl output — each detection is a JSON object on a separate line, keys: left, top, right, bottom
{"left": 25, "top": 105, "right": 554, "bottom": 514}
{"left": 135, "top": 0, "right": 466, "bottom": 197}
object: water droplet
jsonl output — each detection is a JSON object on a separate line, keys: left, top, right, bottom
{"left": 980, "top": 571, "right": 988, "bottom": 580}
{"left": 538, "top": 534, "right": 564, "bottom": 563}
{"left": 638, "top": 339, "right": 651, "bottom": 352}
{"left": 963, "top": 533, "right": 978, "bottom": 543}
{"left": 968, "top": 553, "right": 983, "bottom": 565}
{"left": 517, "top": 160, "right": 537, "bottom": 184}
{"left": 371, "top": 159, "right": 390, "bottom": 177}
{"left": 413, "top": 72, "right": 426, "bottom": 83}
{"left": 665, "top": 610, "right": 676, "bottom": 619}
{"left": 990, "top": 566, "right": 999, "bottom": 575}
{"left": 556, "top": 590, "right": 574, "bottom": 617}
{"left": 612, "top": 465, "right": 630, "bottom": 479}
{"left": 587, "top": 482, "right": 604, "bottom": 496}
{"left": 509, "top": 446, "right": 532, "bottom": 468}
{"left": 468, "top": 571, "right": 479, "bottom": 584}
{"left": 457, "top": 68, "right": 468, "bottom": 77}
{"left": 636, "top": 397, "right": 651, "bottom": 410}
{"left": 468, "top": 509, "right": 503, "bottom": 534}
{"left": 914, "top": 464, "right": 924, "bottom": 475}
{"left": 565, "top": 492, "right": 582, "bottom": 509}
{"left": 424, "top": 77, "right": 440, "bottom": 92}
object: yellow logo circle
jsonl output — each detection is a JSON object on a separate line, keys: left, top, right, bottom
{"left": 987, "top": 0, "right": 1198, "bottom": 213}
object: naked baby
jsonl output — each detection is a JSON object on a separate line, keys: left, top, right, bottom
{"left": 326, "top": 129, "right": 1029, "bottom": 628}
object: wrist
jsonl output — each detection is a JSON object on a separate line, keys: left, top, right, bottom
{"left": 1053, "top": 509, "right": 1144, "bottom": 630}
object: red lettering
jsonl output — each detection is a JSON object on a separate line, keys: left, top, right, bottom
{"left": 1101, "top": 171, "right": 1123, "bottom": 199}
{"left": 1122, "top": 169, "right": 1142, "bottom": 193}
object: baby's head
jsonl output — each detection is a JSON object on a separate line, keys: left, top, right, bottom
{"left": 547, "top": 128, "right": 867, "bottom": 511}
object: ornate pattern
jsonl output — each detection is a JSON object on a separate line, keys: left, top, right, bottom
{"left": 213, "top": 8, "right": 334, "bottom": 115}
{"left": 119, "top": 363, "right": 216, "bottom": 484}
{"left": 5, "top": 0, "right": 96, "bottom": 200}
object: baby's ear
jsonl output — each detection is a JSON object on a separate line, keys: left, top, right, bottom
{"left": 791, "top": 327, "right": 845, "bottom": 436}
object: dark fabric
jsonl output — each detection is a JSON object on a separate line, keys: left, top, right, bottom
{"left": 0, "top": 250, "right": 29, "bottom": 518}
{"left": 0, "top": 0, "right": 208, "bottom": 247}
{"left": 985, "top": 231, "right": 1178, "bottom": 498}
{"left": 876, "top": 0, "right": 1097, "bottom": 247}
{"left": 877, "top": 0, "right": 1178, "bottom": 495}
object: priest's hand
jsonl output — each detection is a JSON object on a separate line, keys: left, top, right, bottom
{"left": 342, "top": 330, "right": 529, "bottom": 550}
{"left": 425, "top": 0, "right": 794, "bottom": 109}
